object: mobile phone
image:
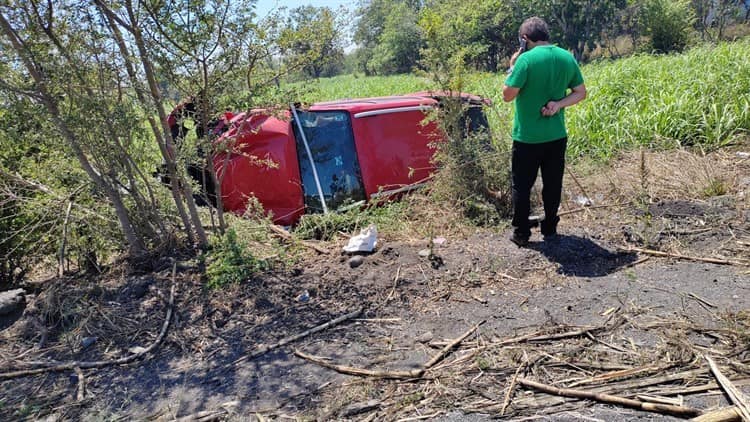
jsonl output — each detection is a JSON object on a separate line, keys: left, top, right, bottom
{"left": 519, "top": 38, "right": 527, "bottom": 52}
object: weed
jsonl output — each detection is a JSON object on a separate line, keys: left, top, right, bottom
{"left": 399, "top": 392, "right": 424, "bottom": 407}
{"left": 702, "top": 177, "right": 728, "bottom": 197}
{"left": 204, "top": 229, "right": 269, "bottom": 289}
{"left": 293, "top": 200, "right": 409, "bottom": 241}
{"left": 625, "top": 270, "right": 638, "bottom": 281}
{"left": 476, "top": 356, "right": 491, "bottom": 370}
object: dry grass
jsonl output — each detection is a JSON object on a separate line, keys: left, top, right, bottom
{"left": 309, "top": 306, "right": 750, "bottom": 420}
{"left": 578, "top": 146, "right": 750, "bottom": 203}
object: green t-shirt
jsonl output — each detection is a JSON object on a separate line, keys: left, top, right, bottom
{"left": 505, "top": 45, "right": 584, "bottom": 143}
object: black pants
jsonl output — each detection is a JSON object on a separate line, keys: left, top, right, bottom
{"left": 511, "top": 137, "right": 567, "bottom": 238}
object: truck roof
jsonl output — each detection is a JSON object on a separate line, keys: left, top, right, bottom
{"left": 309, "top": 94, "right": 439, "bottom": 114}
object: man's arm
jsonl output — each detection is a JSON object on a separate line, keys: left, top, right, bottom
{"left": 541, "top": 83, "right": 586, "bottom": 116}
{"left": 502, "top": 48, "right": 525, "bottom": 102}
{"left": 502, "top": 85, "right": 520, "bottom": 102}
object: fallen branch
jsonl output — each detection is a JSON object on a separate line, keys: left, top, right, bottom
{"left": 518, "top": 378, "right": 702, "bottom": 418}
{"left": 294, "top": 349, "right": 423, "bottom": 379}
{"left": 385, "top": 266, "right": 401, "bottom": 303}
{"left": 173, "top": 401, "right": 239, "bottom": 422}
{"left": 74, "top": 366, "right": 85, "bottom": 401}
{"left": 0, "top": 169, "right": 112, "bottom": 222}
{"left": 568, "top": 365, "right": 662, "bottom": 388}
{"left": 0, "top": 276, "right": 176, "bottom": 380}
{"left": 691, "top": 406, "right": 742, "bottom": 422}
{"left": 423, "top": 321, "right": 484, "bottom": 370}
{"left": 396, "top": 411, "right": 443, "bottom": 421}
{"left": 501, "top": 361, "right": 526, "bottom": 415}
{"left": 706, "top": 356, "right": 750, "bottom": 421}
{"left": 295, "top": 321, "right": 485, "bottom": 379}
{"left": 621, "top": 246, "right": 748, "bottom": 266}
{"left": 231, "top": 308, "right": 363, "bottom": 366}
{"left": 269, "top": 224, "right": 329, "bottom": 254}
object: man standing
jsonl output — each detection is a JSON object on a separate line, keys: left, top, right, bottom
{"left": 502, "top": 17, "right": 587, "bottom": 246}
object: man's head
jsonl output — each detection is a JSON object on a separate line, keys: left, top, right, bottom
{"left": 519, "top": 17, "right": 550, "bottom": 43}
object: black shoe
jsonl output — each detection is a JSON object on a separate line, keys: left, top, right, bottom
{"left": 528, "top": 215, "right": 541, "bottom": 228}
{"left": 510, "top": 233, "right": 529, "bottom": 247}
{"left": 540, "top": 216, "right": 560, "bottom": 237}
{"left": 543, "top": 232, "right": 559, "bottom": 242}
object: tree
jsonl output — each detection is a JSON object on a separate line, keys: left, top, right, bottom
{"left": 353, "top": 0, "right": 423, "bottom": 75}
{"left": 0, "top": 2, "right": 158, "bottom": 256}
{"left": 278, "top": 6, "right": 346, "bottom": 78}
{"left": 528, "top": 0, "right": 628, "bottom": 61}
{"left": 692, "top": 0, "right": 746, "bottom": 40}
{"left": 642, "top": 0, "right": 695, "bottom": 53}
{"left": 419, "top": 0, "right": 515, "bottom": 72}
{"left": 1, "top": 0, "right": 346, "bottom": 279}
{"left": 135, "top": 0, "right": 261, "bottom": 234}
{"left": 366, "top": 2, "right": 423, "bottom": 74}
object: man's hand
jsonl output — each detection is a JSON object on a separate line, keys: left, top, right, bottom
{"left": 541, "top": 100, "right": 560, "bottom": 116}
{"left": 541, "top": 84, "right": 587, "bottom": 116}
{"left": 509, "top": 48, "right": 523, "bottom": 66}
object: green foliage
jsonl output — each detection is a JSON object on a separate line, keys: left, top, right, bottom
{"left": 701, "top": 177, "right": 729, "bottom": 197}
{"left": 353, "top": 0, "right": 424, "bottom": 75}
{"left": 367, "top": 2, "right": 423, "bottom": 75}
{"left": 530, "top": 0, "right": 628, "bottom": 61}
{"left": 0, "top": 92, "right": 121, "bottom": 285}
{"left": 568, "top": 39, "right": 750, "bottom": 160}
{"left": 293, "top": 200, "right": 410, "bottom": 241}
{"left": 418, "top": 0, "right": 515, "bottom": 71}
{"left": 205, "top": 229, "right": 269, "bottom": 289}
{"left": 641, "top": 0, "right": 695, "bottom": 53}
{"left": 418, "top": 9, "right": 513, "bottom": 223}
{"left": 279, "top": 6, "right": 346, "bottom": 79}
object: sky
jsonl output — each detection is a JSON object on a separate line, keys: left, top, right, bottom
{"left": 253, "top": 0, "right": 354, "bottom": 19}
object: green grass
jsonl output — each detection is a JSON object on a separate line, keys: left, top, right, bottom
{"left": 297, "top": 73, "right": 433, "bottom": 103}
{"left": 568, "top": 39, "right": 750, "bottom": 160}
{"left": 301, "top": 39, "right": 750, "bottom": 161}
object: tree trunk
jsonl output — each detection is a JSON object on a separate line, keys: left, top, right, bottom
{"left": 0, "top": 12, "right": 146, "bottom": 257}
{"left": 122, "top": 0, "right": 208, "bottom": 248}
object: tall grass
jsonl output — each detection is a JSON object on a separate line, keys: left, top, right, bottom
{"left": 568, "top": 39, "right": 750, "bottom": 160}
{"left": 304, "top": 39, "right": 750, "bottom": 161}
{"left": 298, "top": 74, "right": 433, "bottom": 103}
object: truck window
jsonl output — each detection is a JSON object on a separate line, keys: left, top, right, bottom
{"left": 292, "top": 111, "right": 366, "bottom": 213}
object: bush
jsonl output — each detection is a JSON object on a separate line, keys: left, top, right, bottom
{"left": 293, "top": 199, "right": 410, "bottom": 241}
{"left": 429, "top": 114, "right": 512, "bottom": 225}
{"left": 204, "top": 229, "right": 269, "bottom": 289}
{"left": 642, "top": 0, "right": 695, "bottom": 53}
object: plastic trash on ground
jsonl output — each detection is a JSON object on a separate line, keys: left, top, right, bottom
{"left": 343, "top": 225, "right": 378, "bottom": 253}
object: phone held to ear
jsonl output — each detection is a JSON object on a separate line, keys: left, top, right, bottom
{"left": 519, "top": 38, "right": 527, "bottom": 52}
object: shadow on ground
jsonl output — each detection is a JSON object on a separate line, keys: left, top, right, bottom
{"left": 529, "top": 234, "right": 637, "bottom": 277}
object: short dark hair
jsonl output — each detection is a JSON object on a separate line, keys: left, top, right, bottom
{"left": 520, "top": 17, "right": 550, "bottom": 42}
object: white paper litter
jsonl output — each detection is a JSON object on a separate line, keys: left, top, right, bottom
{"left": 343, "top": 225, "right": 378, "bottom": 253}
{"left": 574, "top": 195, "right": 593, "bottom": 206}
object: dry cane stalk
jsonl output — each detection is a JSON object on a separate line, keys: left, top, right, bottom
{"left": 706, "top": 356, "right": 750, "bottom": 421}
{"left": 518, "top": 378, "right": 702, "bottom": 418}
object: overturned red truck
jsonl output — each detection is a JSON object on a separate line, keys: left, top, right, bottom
{"left": 170, "top": 92, "right": 489, "bottom": 226}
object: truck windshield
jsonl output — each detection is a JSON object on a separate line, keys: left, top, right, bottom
{"left": 292, "top": 110, "right": 366, "bottom": 214}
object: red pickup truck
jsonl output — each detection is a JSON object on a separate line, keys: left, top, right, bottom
{"left": 174, "top": 92, "right": 489, "bottom": 225}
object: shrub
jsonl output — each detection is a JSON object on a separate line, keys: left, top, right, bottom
{"left": 204, "top": 229, "right": 269, "bottom": 289}
{"left": 641, "top": 0, "right": 695, "bottom": 53}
